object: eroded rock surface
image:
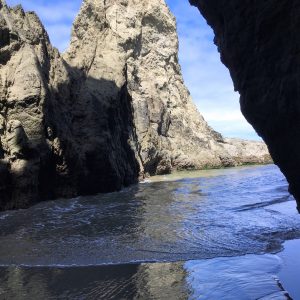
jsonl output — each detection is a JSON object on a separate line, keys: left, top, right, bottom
{"left": 64, "top": 0, "right": 271, "bottom": 176}
{"left": 0, "top": 0, "right": 271, "bottom": 210}
{"left": 0, "top": 0, "right": 139, "bottom": 209}
{"left": 190, "top": 0, "right": 300, "bottom": 209}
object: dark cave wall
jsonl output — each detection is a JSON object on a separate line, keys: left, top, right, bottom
{"left": 190, "top": 0, "right": 300, "bottom": 210}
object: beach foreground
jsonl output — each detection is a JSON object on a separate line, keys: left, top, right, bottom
{"left": 0, "top": 165, "right": 299, "bottom": 299}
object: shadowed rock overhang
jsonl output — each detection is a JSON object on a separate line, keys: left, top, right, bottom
{"left": 190, "top": 0, "right": 300, "bottom": 211}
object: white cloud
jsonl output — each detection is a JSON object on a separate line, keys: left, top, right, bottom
{"left": 204, "top": 111, "right": 245, "bottom": 122}
{"left": 46, "top": 24, "right": 74, "bottom": 52}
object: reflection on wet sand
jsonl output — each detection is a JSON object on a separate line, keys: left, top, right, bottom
{"left": 0, "top": 250, "right": 295, "bottom": 300}
{"left": 185, "top": 254, "right": 291, "bottom": 300}
{"left": 0, "top": 263, "right": 187, "bottom": 300}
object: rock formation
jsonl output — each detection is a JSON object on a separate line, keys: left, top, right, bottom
{"left": 0, "top": 0, "right": 139, "bottom": 209}
{"left": 0, "top": 0, "right": 271, "bottom": 210}
{"left": 189, "top": 0, "right": 300, "bottom": 210}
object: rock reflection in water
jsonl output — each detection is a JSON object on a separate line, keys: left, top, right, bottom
{"left": 0, "top": 263, "right": 187, "bottom": 300}
{"left": 0, "top": 253, "right": 293, "bottom": 300}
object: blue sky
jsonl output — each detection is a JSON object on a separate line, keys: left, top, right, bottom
{"left": 6, "top": 0, "right": 260, "bottom": 140}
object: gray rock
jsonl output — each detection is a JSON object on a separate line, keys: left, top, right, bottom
{"left": 6, "top": 120, "right": 28, "bottom": 158}
{"left": 0, "top": 0, "right": 271, "bottom": 210}
{"left": 0, "top": 0, "right": 139, "bottom": 209}
{"left": 65, "top": 0, "right": 271, "bottom": 175}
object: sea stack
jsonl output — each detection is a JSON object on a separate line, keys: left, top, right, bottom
{"left": 64, "top": 0, "right": 271, "bottom": 175}
{"left": 0, "top": 0, "right": 271, "bottom": 210}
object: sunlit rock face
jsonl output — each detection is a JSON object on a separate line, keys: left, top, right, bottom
{"left": 65, "top": 0, "right": 271, "bottom": 176}
{"left": 190, "top": 0, "right": 300, "bottom": 210}
{"left": 0, "top": 0, "right": 271, "bottom": 210}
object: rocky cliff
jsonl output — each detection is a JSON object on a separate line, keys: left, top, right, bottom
{"left": 189, "top": 0, "right": 300, "bottom": 210}
{"left": 0, "top": 0, "right": 139, "bottom": 210}
{"left": 0, "top": 0, "right": 271, "bottom": 210}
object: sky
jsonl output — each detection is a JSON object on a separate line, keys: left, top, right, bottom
{"left": 5, "top": 0, "right": 260, "bottom": 140}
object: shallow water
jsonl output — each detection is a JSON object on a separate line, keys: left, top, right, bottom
{"left": 0, "top": 164, "right": 300, "bottom": 299}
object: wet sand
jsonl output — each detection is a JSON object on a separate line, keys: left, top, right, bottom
{"left": 0, "top": 239, "right": 299, "bottom": 299}
{"left": 278, "top": 239, "right": 300, "bottom": 299}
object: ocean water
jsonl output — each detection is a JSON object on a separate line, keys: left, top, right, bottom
{"left": 0, "top": 164, "right": 299, "bottom": 299}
